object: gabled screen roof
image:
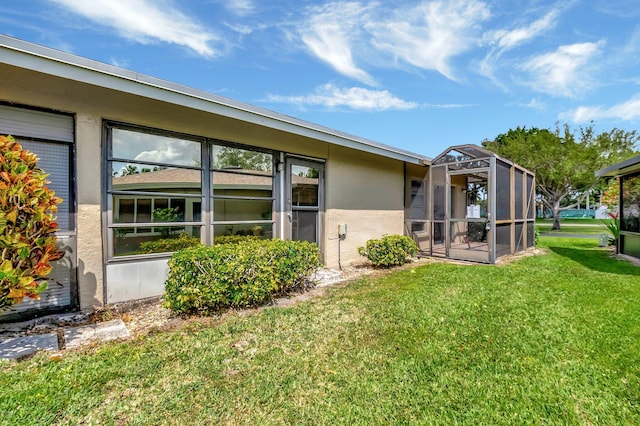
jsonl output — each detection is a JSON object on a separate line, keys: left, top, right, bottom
{"left": 432, "top": 144, "right": 496, "bottom": 165}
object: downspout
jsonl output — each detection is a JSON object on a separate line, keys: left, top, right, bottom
{"left": 279, "top": 152, "right": 286, "bottom": 240}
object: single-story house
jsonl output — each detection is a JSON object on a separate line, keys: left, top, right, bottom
{"left": 596, "top": 156, "right": 640, "bottom": 259}
{"left": 0, "top": 35, "right": 535, "bottom": 321}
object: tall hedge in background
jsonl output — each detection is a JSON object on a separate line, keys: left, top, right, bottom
{"left": 0, "top": 135, "right": 64, "bottom": 308}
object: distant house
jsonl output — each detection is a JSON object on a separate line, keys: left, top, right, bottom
{"left": 597, "top": 155, "right": 640, "bottom": 259}
{"left": 0, "top": 35, "right": 534, "bottom": 321}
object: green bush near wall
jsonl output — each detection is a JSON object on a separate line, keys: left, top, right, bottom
{"left": 163, "top": 239, "right": 322, "bottom": 314}
{"left": 138, "top": 234, "right": 261, "bottom": 255}
{"left": 358, "top": 235, "right": 419, "bottom": 268}
{"left": 138, "top": 233, "right": 202, "bottom": 254}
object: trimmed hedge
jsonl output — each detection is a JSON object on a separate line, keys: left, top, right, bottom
{"left": 139, "top": 233, "right": 202, "bottom": 254}
{"left": 163, "top": 239, "right": 321, "bottom": 314}
{"left": 358, "top": 234, "right": 419, "bottom": 268}
{"left": 138, "top": 234, "right": 261, "bottom": 255}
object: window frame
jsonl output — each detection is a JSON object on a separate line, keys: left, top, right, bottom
{"left": 104, "top": 122, "right": 279, "bottom": 260}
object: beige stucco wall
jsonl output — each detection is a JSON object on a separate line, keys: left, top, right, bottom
{"left": 323, "top": 145, "right": 406, "bottom": 267}
{"left": 75, "top": 114, "right": 104, "bottom": 309}
{"left": 0, "top": 63, "right": 415, "bottom": 303}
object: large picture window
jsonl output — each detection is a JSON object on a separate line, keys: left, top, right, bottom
{"left": 107, "top": 125, "right": 204, "bottom": 257}
{"left": 211, "top": 145, "right": 275, "bottom": 239}
{"left": 106, "top": 124, "right": 277, "bottom": 258}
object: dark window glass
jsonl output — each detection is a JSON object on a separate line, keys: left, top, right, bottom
{"left": 136, "top": 198, "right": 152, "bottom": 223}
{"left": 213, "top": 199, "right": 273, "bottom": 222}
{"left": 117, "top": 198, "right": 135, "bottom": 223}
{"left": 621, "top": 173, "right": 640, "bottom": 233}
{"left": 292, "top": 210, "right": 317, "bottom": 243}
{"left": 621, "top": 234, "right": 640, "bottom": 258}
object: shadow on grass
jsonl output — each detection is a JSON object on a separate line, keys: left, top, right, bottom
{"left": 548, "top": 245, "right": 640, "bottom": 276}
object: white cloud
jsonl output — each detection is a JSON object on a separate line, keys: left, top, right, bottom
{"left": 48, "top": 0, "right": 221, "bottom": 58}
{"left": 266, "top": 84, "right": 418, "bottom": 111}
{"left": 369, "top": 0, "right": 490, "bottom": 81}
{"left": 562, "top": 96, "right": 640, "bottom": 123}
{"left": 298, "top": 2, "right": 375, "bottom": 85}
{"left": 296, "top": 0, "right": 489, "bottom": 84}
{"left": 518, "top": 98, "right": 545, "bottom": 110}
{"left": 479, "top": 7, "right": 561, "bottom": 84}
{"left": 220, "top": 0, "right": 255, "bottom": 17}
{"left": 520, "top": 40, "right": 605, "bottom": 97}
{"left": 485, "top": 9, "right": 559, "bottom": 51}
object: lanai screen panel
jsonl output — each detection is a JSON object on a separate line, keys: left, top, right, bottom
{"left": 428, "top": 144, "right": 536, "bottom": 263}
{"left": 515, "top": 169, "right": 524, "bottom": 220}
{"left": 496, "top": 160, "right": 511, "bottom": 221}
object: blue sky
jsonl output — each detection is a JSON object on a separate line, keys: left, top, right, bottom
{"left": 2, "top": 0, "right": 639, "bottom": 157}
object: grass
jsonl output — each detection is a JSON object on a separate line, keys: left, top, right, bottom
{"left": 2, "top": 237, "right": 639, "bottom": 425}
{"left": 536, "top": 218, "right": 613, "bottom": 235}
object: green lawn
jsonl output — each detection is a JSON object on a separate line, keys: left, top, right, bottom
{"left": 2, "top": 237, "right": 639, "bottom": 425}
{"left": 536, "top": 218, "right": 613, "bottom": 235}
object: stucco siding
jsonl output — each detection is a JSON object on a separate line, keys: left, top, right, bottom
{"left": 324, "top": 209, "right": 404, "bottom": 268}
{"left": 322, "top": 145, "right": 406, "bottom": 268}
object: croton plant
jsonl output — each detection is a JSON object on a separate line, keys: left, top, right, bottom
{"left": 0, "top": 135, "right": 64, "bottom": 308}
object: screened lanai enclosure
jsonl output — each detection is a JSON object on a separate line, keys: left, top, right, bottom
{"left": 405, "top": 144, "right": 536, "bottom": 263}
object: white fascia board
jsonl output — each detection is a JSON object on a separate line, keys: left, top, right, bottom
{"left": 0, "top": 35, "right": 431, "bottom": 165}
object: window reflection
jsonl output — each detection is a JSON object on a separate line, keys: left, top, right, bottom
{"left": 113, "top": 227, "right": 201, "bottom": 256}
{"left": 212, "top": 171, "right": 273, "bottom": 197}
{"left": 112, "top": 128, "right": 201, "bottom": 166}
{"left": 112, "top": 163, "right": 201, "bottom": 193}
{"left": 213, "top": 199, "right": 273, "bottom": 222}
{"left": 622, "top": 173, "right": 640, "bottom": 233}
{"left": 212, "top": 145, "right": 272, "bottom": 173}
{"left": 291, "top": 165, "right": 319, "bottom": 207}
{"left": 213, "top": 223, "right": 273, "bottom": 239}
{"left": 109, "top": 125, "right": 278, "bottom": 258}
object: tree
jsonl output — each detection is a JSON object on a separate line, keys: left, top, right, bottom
{"left": 600, "top": 178, "right": 619, "bottom": 212}
{"left": 482, "top": 125, "right": 638, "bottom": 230}
{"left": 0, "top": 135, "right": 64, "bottom": 307}
{"left": 213, "top": 147, "right": 271, "bottom": 171}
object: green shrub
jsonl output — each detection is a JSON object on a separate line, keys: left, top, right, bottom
{"left": 358, "top": 234, "right": 419, "bottom": 268}
{"left": 0, "top": 135, "right": 64, "bottom": 308}
{"left": 213, "top": 235, "right": 259, "bottom": 245}
{"left": 163, "top": 239, "right": 322, "bottom": 314}
{"left": 138, "top": 233, "right": 202, "bottom": 254}
{"left": 602, "top": 212, "right": 620, "bottom": 252}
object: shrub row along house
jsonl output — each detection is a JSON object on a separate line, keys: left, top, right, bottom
{"left": 0, "top": 35, "right": 535, "bottom": 321}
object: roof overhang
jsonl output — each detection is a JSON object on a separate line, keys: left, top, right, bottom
{"left": 0, "top": 35, "right": 431, "bottom": 165}
{"left": 596, "top": 155, "right": 640, "bottom": 177}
